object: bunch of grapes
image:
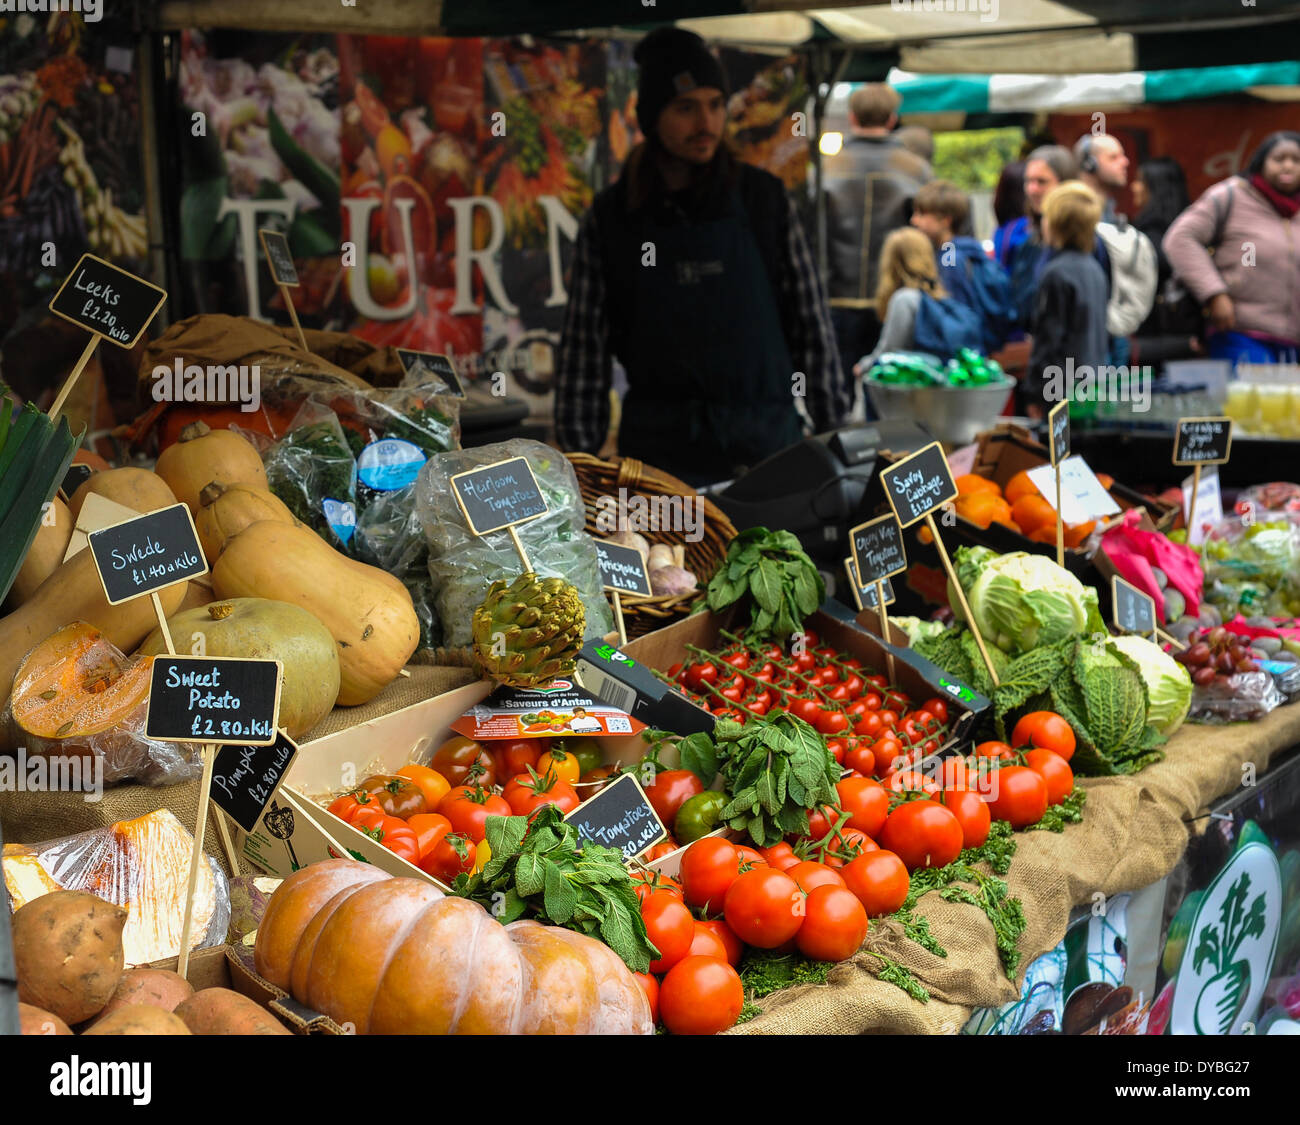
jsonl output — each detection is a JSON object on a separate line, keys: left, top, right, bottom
{"left": 1174, "top": 626, "right": 1260, "bottom": 686}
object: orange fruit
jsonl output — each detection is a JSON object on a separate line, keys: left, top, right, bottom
{"left": 917, "top": 524, "right": 934, "bottom": 545}
{"left": 1004, "top": 470, "right": 1040, "bottom": 505}
{"left": 1011, "top": 494, "right": 1057, "bottom": 536}
{"left": 1095, "top": 473, "right": 1115, "bottom": 490}
{"left": 955, "top": 492, "right": 1004, "bottom": 529}
{"left": 1064, "top": 521, "right": 1097, "bottom": 549}
{"left": 1029, "top": 524, "right": 1059, "bottom": 544}
{"left": 956, "top": 474, "right": 1000, "bottom": 498}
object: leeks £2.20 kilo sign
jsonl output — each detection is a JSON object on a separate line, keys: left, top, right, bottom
{"left": 49, "top": 254, "right": 167, "bottom": 349}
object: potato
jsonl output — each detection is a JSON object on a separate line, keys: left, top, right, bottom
{"left": 98, "top": 969, "right": 195, "bottom": 1018}
{"left": 18, "top": 1002, "right": 73, "bottom": 1036}
{"left": 83, "top": 1006, "right": 192, "bottom": 1035}
{"left": 174, "top": 988, "right": 292, "bottom": 1035}
{"left": 13, "top": 890, "right": 127, "bottom": 1025}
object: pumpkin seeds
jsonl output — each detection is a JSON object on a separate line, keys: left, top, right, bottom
{"left": 55, "top": 720, "right": 74, "bottom": 736}
{"left": 39, "top": 689, "right": 58, "bottom": 700}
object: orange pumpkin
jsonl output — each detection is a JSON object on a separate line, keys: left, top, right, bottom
{"left": 155, "top": 421, "right": 268, "bottom": 515}
{"left": 68, "top": 468, "right": 177, "bottom": 521}
{"left": 254, "top": 861, "right": 653, "bottom": 1035}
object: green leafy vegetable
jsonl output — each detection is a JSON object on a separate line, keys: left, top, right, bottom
{"left": 706, "top": 527, "right": 825, "bottom": 643}
{"left": 451, "top": 806, "right": 657, "bottom": 973}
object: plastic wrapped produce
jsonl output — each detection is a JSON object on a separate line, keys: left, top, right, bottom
{"left": 1200, "top": 513, "right": 1300, "bottom": 619}
{"left": 262, "top": 401, "right": 358, "bottom": 551}
{"left": 1, "top": 810, "right": 230, "bottom": 967}
{"left": 415, "top": 440, "right": 614, "bottom": 649}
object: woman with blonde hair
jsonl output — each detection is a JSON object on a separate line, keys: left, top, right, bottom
{"left": 852, "top": 228, "right": 982, "bottom": 400}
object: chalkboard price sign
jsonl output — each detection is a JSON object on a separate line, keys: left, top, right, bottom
{"left": 211, "top": 731, "right": 299, "bottom": 833}
{"left": 89, "top": 503, "right": 209, "bottom": 605}
{"left": 849, "top": 513, "right": 907, "bottom": 586}
{"left": 451, "top": 456, "right": 549, "bottom": 536}
{"left": 258, "top": 229, "right": 299, "bottom": 286}
{"left": 843, "top": 558, "right": 895, "bottom": 611}
{"left": 48, "top": 254, "right": 167, "bottom": 349}
{"left": 879, "top": 442, "right": 958, "bottom": 528}
{"left": 596, "top": 539, "right": 652, "bottom": 597}
{"left": 1111, "top": 575, "right": 1157, "bottom": 637}
{"left": 396, "top": 349, "right": 466, "bottom": 397}
{"left": 1173, "top": 417, "right": 1232, "bottom": 466}
{"left": 146, "top": 656, "right": 283, "bottom": 746}
{"left": 1049, "top": 400, "right": 1070, "bottom": 466}
{"left": 564, "top": 773, "right": 667, "bottom": 862}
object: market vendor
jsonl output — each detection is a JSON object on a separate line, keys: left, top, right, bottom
{"left": 554, "top": 27, "right": 848, "bottom": 487}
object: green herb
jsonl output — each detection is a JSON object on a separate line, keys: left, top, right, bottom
{"left": 903, "top": 852, "right": 1027, "bottom": 976}
{"left": 714, "top": 713, "right": 840, "bottom": 846}
{"left": 863, "top": 949, "right": 931, "bottom": 1003}
{"left": 265, "top": 419, "right": 357, "bottom": 540}
{"left": 450, "top": 805, "right": 657, "bottom": 973}
{"left": 734, "top": 946, "right": 836, "bottom": 1022}
{"left": 1028, "top": 787, "right": 1087, "bottom": 832}
{"left": 706, "top": 527, "right": 825, "bottom": 643}
{"left": 382, "top": 403, "right": 456, "bottom": 458}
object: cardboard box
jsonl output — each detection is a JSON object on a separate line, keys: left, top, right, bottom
{"left": 575, "top": 639, "right": 715, "bottom": 737}
{"left": 234, "top": 680, "right": 492, "bottom": 884}
{"left": 875, "top": 424, "right": 1178, "bottom": 611}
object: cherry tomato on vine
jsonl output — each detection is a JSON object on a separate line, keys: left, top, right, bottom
{"left": 939, "top": 787, "right": 990, "bottom": 849}
{"left": 845, "top": 743, "right": 876, "bottom": 777}
{"left": 921, "top": 698, "right": 950, "bottom": 724}
{"left": 1011, "top": 711, "right": 1076, "bottom": 762}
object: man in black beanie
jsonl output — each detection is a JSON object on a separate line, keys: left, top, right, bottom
{"left": 555, "top": 27, "right": 847, "bottom": 486}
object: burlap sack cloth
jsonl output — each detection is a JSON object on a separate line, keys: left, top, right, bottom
{"left": 0, "top": 666, "right": 477, "bottom": 879}
{"left": 732, "top": 703, "right": 1300, "bottom": 1035}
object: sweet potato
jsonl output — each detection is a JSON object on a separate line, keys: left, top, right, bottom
{"left": 83, "top": 1006, "right": 193, "bottom": 1035}
{"left": 98, "top": 968, "right": 195, "bottom": 1018}
{"left": 13, "top": 890, "right": 126, "bottom": 1025}
{"left": 173, "top": 988, "right": 292, "bottom": 1035}
{"left": 18, "top": 1002, "right": 72, "bottom": 1036}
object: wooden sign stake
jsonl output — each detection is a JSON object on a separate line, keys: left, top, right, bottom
{"left": 45, "top": 334, "right": 100, "bottom": 421}
{"left": 1055, "top": 465, "right": 1065, "bottom": 568}
{"left": 150, "top": 592, "right": 175, "bottom": 656}
{"left": 1187, "top": 464, "right": 1202, "bottom": 541}
{"left": 177, "top": 743, "right": 215, "bottom": 979}
{"left": 611, "top": 590, "right": 627, "bottom": 647}
{"left": 873, "top": 578, "right": 897, "bottom": 684}
{"left": 924, "top": 511, "right": 999, "bottom": 686}
{"left": 508, "top": 524, "right": 532, "bottom": 571}
{"left": 280, "top": 283, "right": 309, "bottom": 353}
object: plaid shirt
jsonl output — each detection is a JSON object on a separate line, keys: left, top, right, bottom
{"left": 555, "top": 194, "right": 847, "bottom": 453}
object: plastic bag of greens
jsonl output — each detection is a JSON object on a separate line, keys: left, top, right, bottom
{"left": 415, "top": 439, "right": 614, "bottom": 649}
{"left": 1201, "top": 512, "right": 1300, "bottom": 618}
{"left": 262, "top": 401, "right": 358, "bottom": 551}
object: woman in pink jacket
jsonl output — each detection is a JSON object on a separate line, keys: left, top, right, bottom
{"left": 1163, "top": 131, "right": 1300, "bottom": 365}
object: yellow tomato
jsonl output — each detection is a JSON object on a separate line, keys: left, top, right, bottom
{"left": 473, "top": 839, "right": 491, "bottom": 874}
{"left": 396, "top": 764, "right": 451, "bottom": 811}
{"left": 535, "top": 747, "right": 580, "bottom": 785}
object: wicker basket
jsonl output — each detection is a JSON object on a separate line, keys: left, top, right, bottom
{"left": 564, "top": 452, "right": 738, "bottom": 639}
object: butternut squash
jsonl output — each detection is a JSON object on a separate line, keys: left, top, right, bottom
{"left": 68, "top": 467, "right": 177, "bottom": 521}
{"left": 6, "top": 494, "right": 72, "bottom": 607}
{"left": 155, "top": 420, "right": 268, "bottom": 515}
{"left": 139, "top": 598, "right": 340, "bottom": 738}
{"left": 212, "top": 521, "right": 418, "bottom": 706}
{"left": 195, "top": 481, "right": 299, "bottom": 564}
{"left": 0, "top": 548, "right": 187, "bottom": 744}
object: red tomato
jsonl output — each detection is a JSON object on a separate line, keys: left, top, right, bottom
{"left": 939, "top": 788, "right": 990, "bottom": 849}
{"left": 877, "top": 709, "right": 899, "bottom": 730}
{"left": 422, "top": 832, "right": 476, "bottom": 882}
{"left": 835, "top": 776, "right": 889, "bottom": 837}
{"left": 921, "top": 697, "right": 950, "bottom": 724}
{"left": 937, "top": 757, "right": 970, "bottom": 790}
{"left": 642, "top": 768, "right": 704, "bottom": 832}
{"left": 659, "top": 956, "right": 744, "bottom": 1036}
{"left": 1011, "top": 711, "right": 1076, "bottom": 761}
{"left": 437, "top": 786, "right": 512, "bottom": 843}
{"left": 684, "top": 662, "right": 719, "bottom": 691}
{"left": 878, "top": 799, "right": 964, "bottom": 870}
{"left": 887, "top": 770, "right": 941, "bottom": 797}
{"left": 841, "top": 849, "right": 910, "bottom": 916}
{"left": 349, "top": 804, "right": 388, "bottom": 833}
{"left": 696, "top": 918, "right": 744, "bottom": 965}
{"left": 872, "top": 737, "right": 903, "bottom": 775}
{"left": 688, "top": 921, "right": 732, "bottom": 961}
{"left": 430, "top": 735, "right": 496, "bottom": 788}
{"left": 826, "top": 738, "right": 847, "bottom": 764}
{"left": 723, "top": 868, "right": 804, "bottom": 949}
{"left": 633, "top": 971, "right": 659, "bottom": 1024}
{"left": 985, "top": 765, "right": 1049, "bottom": 828}
{"left": 796, "top": 885, "right": 869, "bottom": 962}
{"left": 630, "top": 870, "right": 683, "bottom": 903}
{"left": 1025, "top": 748, "right": 1074, "bottom": 806}
{"left": 815, "top": 709, "right": 850, "bottom": 737}
{"left": 327, "top": 791, "right": 379, "bottom": 823}
{"left": 406, "top": 812, "right": 452, "bottom": 861}
{"left": 503, "top": 771, "right": 580, "bottom": 816}
{"left": 854, "top": 712, "right": 884, "bottom": 739}
{"left": 679, "top": 837, "right": 742, "bottom": 912}
{"left": 821, "top": 826, "right": 875, "bottom": 868}
{"left": 787, "top": 860, "right": 846, "bottom": 893}
{"left": 759, "top": 842, "right": 800, "bottom": 872}
{"left": 975, "top": 740, "right": 1016, "bottom": 761}
{"left": 791, "top": 698, "right": 822, "bottom": 726}
{"left": 374, "top": 815, "right": 420, "bottom": 865}
{"left": 806, "top": 804, "right": 846, "bottom": 842}
{"left": 488, "top": 737, "right": 543, "bottom": 778}
{"left": 642, "top": 890, "right": 696, "bottom": 974}
{"left": 845, "top": 743, "right": 876, "bottom": 776}
{"left": 735, "top": 845, "right": 768, "bottom": 869}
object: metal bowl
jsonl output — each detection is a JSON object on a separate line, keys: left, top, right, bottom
{"left": 865, "top": 380, "right": 1015, "bottom": 445}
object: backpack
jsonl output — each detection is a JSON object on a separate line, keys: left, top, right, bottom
{"left": 1095, "top": 218, "right": 1158, "bottom": 337}
{"left": 912, "top": 290, "right": 986, "bottom": 359}
{"left": 949, "top": 241, "right": 1015, "bottom": 354}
